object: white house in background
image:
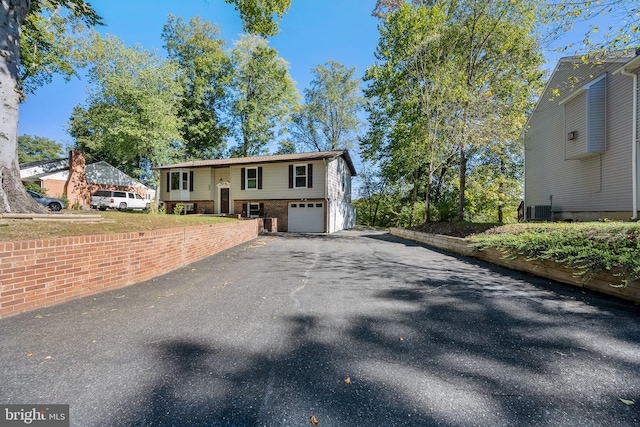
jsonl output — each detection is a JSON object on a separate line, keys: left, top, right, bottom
{"left": 156, "top": 150, "right": 357, "bottom": 233}
{"left": 524, "top": 52, "right": 640, "bottom": 221}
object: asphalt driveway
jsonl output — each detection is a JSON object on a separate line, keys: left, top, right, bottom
{"left": 1, "top": 229, "right": 639, "bottom": 426}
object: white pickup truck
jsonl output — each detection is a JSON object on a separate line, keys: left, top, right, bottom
{"left": 90, "top": 190, "right": 150, "bottom": 211}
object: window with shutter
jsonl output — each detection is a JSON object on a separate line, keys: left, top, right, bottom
{"left": 294, "top": 164, "right": 307, "bottom": 188}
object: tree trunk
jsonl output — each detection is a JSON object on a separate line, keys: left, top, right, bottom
{"left": 408, "top": 170, "right": 418, "bottom": 227}
{"left": 0, "top": 0, "right": 45, "bottom": 213}
{"left": 424, "top": 162, "right": 433, "bottom": 223}
{"left": 457, "top": 142, "right": 467, "bottom": 222}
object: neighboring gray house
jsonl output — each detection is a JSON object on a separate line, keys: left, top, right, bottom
{"left": 20, "top": 150, "right": 149, "bottom": 207}
{"left": 524, "top": 52, "right": 640, "bottom": 221}
{"left": 156, "top": 150, "right": 357, "bottom": 233}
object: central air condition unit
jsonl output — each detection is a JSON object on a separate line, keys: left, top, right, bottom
{"left": 527, "top": 205, "right": 552, "bottom": 221}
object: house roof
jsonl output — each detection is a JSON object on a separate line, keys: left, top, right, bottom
{"left": 156, "top": 150, "right": 358, "bottom": 176}
{"left": 85, "top": 161, "right": 147, "bottom": 188}
{"left": 20, "top": 158, "right": 146, "bottom": 188}
{"left": 524, "top": 52, "right": 638, "bottom": 133}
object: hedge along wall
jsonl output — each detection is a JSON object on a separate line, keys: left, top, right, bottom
{"left": 389, "top": 228, "right": 640, "bottom": 304}
{"left": 0, "top": 219, "right": 261, "bottom": 319}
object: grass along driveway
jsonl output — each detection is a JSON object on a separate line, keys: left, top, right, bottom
{"left": 0, "top": 211, "right": 239, "bottom": 242}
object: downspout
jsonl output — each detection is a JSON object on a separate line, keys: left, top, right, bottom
{"left": 620, "top": 67, "right": 638, "bottom": 220}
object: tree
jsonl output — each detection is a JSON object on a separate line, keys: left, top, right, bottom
{"left": 228, "top": 34, "right": 298, "bottom": 157}
{"left": 0, "top": 0, "right": 290, "bottom": 213}
{"left": 162, "top": 15, "right": 232, "bottom": 160}
{"left": 20, "top": 0, "right": 102, "bottom": 96}
{"left": 365, "top": 1, "right": 543, "bottom": 223}
{"left": 18, "top": 134, "right": 65, "bottom": 163}
{"left": 224, "top": 0, "right": 291, "bottom": 37}
{"left": 291, "top": 61, "right": 363, "bottom": 152}
{"left": 68, "top": 33, "right": 183, "bottom": 185}
{"left": 0, "top": 0, "right": 100, "bottom": 213}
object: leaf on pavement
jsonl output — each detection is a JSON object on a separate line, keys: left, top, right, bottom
{"left": 618, "top": 398, "right": 635, "bottom": 405}
{"left": 310, "top": 415, "right": 319, "bottom": 425}
{"left": 344, "top": 376, "right": 351, "bottom": 384}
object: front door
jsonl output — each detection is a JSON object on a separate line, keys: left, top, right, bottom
{"left": 220, "top": 188, "right": 229, "bottom": 214}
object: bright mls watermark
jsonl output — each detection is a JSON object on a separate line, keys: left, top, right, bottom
{"left": 0, "top": 405, "right": 69, "bottom": 426}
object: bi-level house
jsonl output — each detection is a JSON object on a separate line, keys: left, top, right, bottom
{"left": 156, "top": 150, "right": 357, "bottom": 233}
{"left": 524, "top": 52, "right": 640, "bottom": 221}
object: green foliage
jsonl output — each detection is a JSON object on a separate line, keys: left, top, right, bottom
{"left": 20, "top": 0, "right": 102, "bottom": 96}
{"left": 68, "top": 33, "right": 183, "bottom": 186}
{"left": 228, "top": 34, "right": 299, "bottom": 157}
{"left": 17, "top": 134, "right": 65, "bottom": 163}
{"left": 224, "top": 0, "right": 291, "bottom": 37}
{"left": 469, "top": 222, "right": 640, "bottom": 287}
{"left": 162, "top": 15, "right": 232, "bottom": 160}
{"left": 173, "top": 204, "right": 185, "bottom": 215}
{"left": 362, "top": 0, "right": 543, "bottom": 225}
{"left": 23, "top": 181, "right": 47, "bottom": 195}
{"left": 291, "top": 61, "right": 363, "bottom": 152}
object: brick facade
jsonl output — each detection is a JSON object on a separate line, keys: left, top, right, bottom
{"left": 0, "top": 219, "right": 261, "bottom": 319}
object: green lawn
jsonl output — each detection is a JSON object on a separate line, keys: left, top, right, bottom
{"left": 0, "top": 211, "right": 239, "bottom": 242}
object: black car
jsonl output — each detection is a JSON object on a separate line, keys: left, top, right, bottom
{"left": 27, "top": 190, "right": 64, "bottom": 212}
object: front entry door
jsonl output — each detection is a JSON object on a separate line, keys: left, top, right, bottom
{"left": 220, "top": 188, "right": 229, "bottom": 214}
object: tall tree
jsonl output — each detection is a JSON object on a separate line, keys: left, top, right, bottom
{"left": 291, "top": 61, "right": 363, "bottom": 152}
{"left": 68, "top": 33, "right": 183, "bottom": 185}
{"left": 0, "top": 0, "right": 100, "bottom": 213}
{"left": 18, "top": 134, "right": 65, "bottom": 163}
{"left": 224, "top": 0, "right": 290, "bottom": 37}
{"left": 365, "top": 1, "right": 543, "bottom": 223}
{"left": 162, "top": 15, "right": 231, "bottom": 160}
{"left": 0, "top": 0, "right": 290, "bottom": 213}
{"left": 228, "top": 34, "right": 298, "bottom": 157}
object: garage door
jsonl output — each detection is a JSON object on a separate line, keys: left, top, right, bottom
{"left": 288, "top": 202, "right": 324, "bottom": 232}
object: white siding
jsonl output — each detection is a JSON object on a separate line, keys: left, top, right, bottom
{"left": 230, "top": 161, "right": 326, "bottom": 201}
{"left": 525, "top": 58, "right": 635, "bottom": 218}
{"left": 327, "top": 157, "right": 356, "bottom": 232}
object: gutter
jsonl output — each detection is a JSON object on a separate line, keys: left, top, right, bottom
{"left": 617, "top": 60, "right": 639, "bottom": 220}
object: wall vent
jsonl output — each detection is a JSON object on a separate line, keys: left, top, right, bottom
{"left": 526, "top": 205, "right": 552, "bottom": 221}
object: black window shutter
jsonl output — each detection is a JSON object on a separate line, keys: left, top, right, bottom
{"left": 259, "top": 202, "right": 264, "bottom": 216}
{"left": 308, "top": 163, "right": 313, "bottom": 188}
{"left": 289, "top": 165, "right": 294, "bottom": 188}
{"left": 242, "top": 202, "right": 247, "bottom": 217}
{"left": 241, "top": 168, "right": 246, "bottom": 190}
{"left": 166, "top": 172, "right": 170, "bottom": 192}
{"left": 189, "top": 171, "right": 194, "bottom": 192}
{"left": 258, "top": 167, "right": 263, "bottom": 189}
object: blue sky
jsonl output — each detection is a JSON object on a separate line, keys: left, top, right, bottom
{"left": 18, "top": 0, "right": 614, "bottom": 169}
{"left": 18, "top": 0, "right": 381, "bottom": 154}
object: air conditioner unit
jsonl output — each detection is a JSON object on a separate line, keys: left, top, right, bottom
{"left": 526, "top": 205, "right": 551, "bottom": 221}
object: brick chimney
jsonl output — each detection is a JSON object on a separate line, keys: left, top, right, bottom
{"left": 63, "top": 150, "right": 89, "bottom": 208}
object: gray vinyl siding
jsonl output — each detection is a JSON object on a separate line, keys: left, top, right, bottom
{"left": 587, "top": 77, "right": 607, "bottom": 154}
{"left": 564, "top": 91, "right": 587, "bottom": 160}
{"left": 230, "top": 160, "right": 326, "bottom": 201}
{"left": 525, "top": 57, "right": 634, "bottom": 216}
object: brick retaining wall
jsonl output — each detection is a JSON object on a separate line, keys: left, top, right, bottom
{"left": 0, "top": 219, "right": 261, "bottom": 319}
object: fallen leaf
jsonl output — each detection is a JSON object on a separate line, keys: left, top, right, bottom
{"left": 26, "top": 353, "right": 32, "bottom": 357}
{"left": 44, "top": 356, "right": 51, "bottom": 360}
{"left": 399, "top": 337, "right": 405, "bottom": 342}
{"left": 310, "top": 415, "right": 319, "bottom": 425}
{"left": 619, "top": 398, "right": 635, "bottom": 405}
{"left": 116, "top": 295, "right": 125, "bottom": 299}
{"left": 344, "top": 377, "right": 351, "bottom": 384}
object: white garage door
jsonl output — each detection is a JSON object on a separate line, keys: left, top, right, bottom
{"left": 288, "top": 202, "right": 324, "bottom": 233}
